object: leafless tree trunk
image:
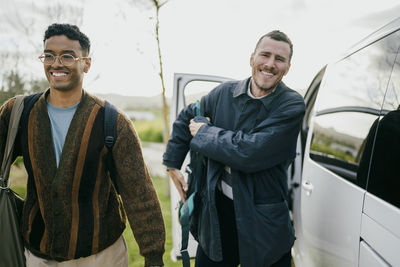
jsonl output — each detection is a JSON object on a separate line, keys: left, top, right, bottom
{"left": 0, "top": 0, "right": 85, "bottom": 95}
{"left": 152, "top": 0, "right": 170, "bottom": 143}
{"left": 128, "top": 0, "right": 170, "bottom": 143}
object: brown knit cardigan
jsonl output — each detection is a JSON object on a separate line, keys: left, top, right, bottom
{"left": 0, "top": 90, "right": 165, "bottom": 266}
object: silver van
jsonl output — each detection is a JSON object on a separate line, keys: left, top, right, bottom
{"left": 290, "top": 17, "right": 400, "bottom": 267}
{"left": 169, "top": 17, "right": 400, "bottom": 266}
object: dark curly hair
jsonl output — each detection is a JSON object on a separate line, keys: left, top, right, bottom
{"left": 254, "top": 30, "right": 293, "bottom": 63}
{"left": 43, "top": 23, "right": 91, "bottom": 56}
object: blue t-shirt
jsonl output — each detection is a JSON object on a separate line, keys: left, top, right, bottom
{"left": 47, "top": 101, "right": 79, "bottom": 166}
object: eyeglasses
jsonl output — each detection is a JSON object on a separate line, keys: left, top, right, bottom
{"left": 38, "top": 53, "right": 89, "bottom": 66}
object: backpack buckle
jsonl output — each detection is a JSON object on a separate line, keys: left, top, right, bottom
{"left": 0, "top": 176, "right": 10, "bottom": 189}
{"left": 185, "top": 165, "right": 192, "bottom": 174}
{"left": 105, "top": 136, "right": 115, "bottom": 147}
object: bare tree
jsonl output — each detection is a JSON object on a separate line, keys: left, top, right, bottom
{"left": 0, "top": 0, "right": 85, "bottom": 97}
{"left": 153, "top": 0, "right": 170, "bottom": 143}
{"left": 0, "top": 69, "right": 26, "bottom": 105}
{"left": 2, "top": 0, "right": 85, "bottom": 54}
{"left": 129, "top": 0, "right": 170, "bottom": 143}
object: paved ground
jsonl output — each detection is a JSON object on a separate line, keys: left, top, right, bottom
{"left": 141, "top": 142, "right": 168, "bottom": 178}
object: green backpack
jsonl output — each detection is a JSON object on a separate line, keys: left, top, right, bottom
{"left": 179, "top": 98, "right": 207, "bottom": 267}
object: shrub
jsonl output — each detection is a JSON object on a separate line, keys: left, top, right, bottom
{"left": 138, "top": 126, "right": 163, "bottom": 143}
{"left": 134, "top": 118, "right": 164, "bottom": 143}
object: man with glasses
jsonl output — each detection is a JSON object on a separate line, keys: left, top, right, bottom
{"left": 0, "top": 23, "right": 165, "bottom": 267}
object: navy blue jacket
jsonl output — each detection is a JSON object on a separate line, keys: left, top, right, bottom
{"left": 163, "top": 78, "right": 305, "bottom": 266}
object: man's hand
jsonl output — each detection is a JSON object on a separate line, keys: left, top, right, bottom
{"left": 167, "top": 169, "right": 188, "bottom": 202}
{"left": 189, "top": 117, "right": 210, "bottom": 136}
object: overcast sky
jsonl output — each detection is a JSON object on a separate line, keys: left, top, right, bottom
{"left": 1, "top": 0, "right": 400, "bottom": 97}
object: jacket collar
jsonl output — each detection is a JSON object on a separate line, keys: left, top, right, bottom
{"left": 232, "top": 77, "right": 251, "bottom": 98}
{"left": 233, "top": 77, "right": 287, "bottom": 109}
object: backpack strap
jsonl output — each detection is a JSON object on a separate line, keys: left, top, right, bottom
{"left": 179, "top": 97, "right": 206, "bottom": 267}
{"left": 0, "top": 95, "right": 25, "bottom": 188}
{"left": 16, "top": 94, "right": 120, "bottom": 194}
{"left": 179, "top": 202, "right": 191, "bottom": 267}
{"left": 200, "top": 96, "right": 206, "bottom": 117}
{"left": 20, "top": 92, "right": 43, "bottom": 131}
{"left": 179, "top": 176, "right": 197, "bottom": 267}
{"left": 104, "top": 101, "right": 119, "bottom": 194}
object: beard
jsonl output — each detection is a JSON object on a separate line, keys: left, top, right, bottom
{"left": 254, "top": 78, "right": 280, "bottom": 92}
{"left": 252, "top": 69, "right": 284, "bottom": 93}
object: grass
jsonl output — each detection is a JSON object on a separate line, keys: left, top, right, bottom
{"left": 133, "top": 118, "right": 164, "bottom": 143}
{"left": 122, "top": 176, "right": 189, "bottom": 267}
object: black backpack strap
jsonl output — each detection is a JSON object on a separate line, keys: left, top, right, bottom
{"left": 104, "top": 101, "right": 119, "bottom": 194}
{"left": 20, "top": 92, "right": 43, "bottom": 131}
{"left": 18, "top": 94, "right": 120, "bottom": 194}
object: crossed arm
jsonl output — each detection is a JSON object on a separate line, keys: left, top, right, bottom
{"left": 165, "top": 97, "right": 305, "bottom": 201}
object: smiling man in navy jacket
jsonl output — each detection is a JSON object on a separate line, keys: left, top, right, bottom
{"left": 163, "top": 30, "right": 305, "bottom": 267}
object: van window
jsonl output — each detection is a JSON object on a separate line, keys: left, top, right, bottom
{"left": 366, "top": 47, "right": 400, "bottom": 209}
{"left": 184, "top": 81, "right": 222, "bottom": 106}
{"left": 310, "top": 32, "right": 399, "bottom": 187}
{"left": 310, "top": 111, "right": 378, "bottom": 186}
{"left": 314, "top": 33, "right": 399, "bottom": 113}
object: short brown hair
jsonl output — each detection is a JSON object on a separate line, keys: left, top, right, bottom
{"left": 254, "top": 30, "right": 293, "bottom": 62}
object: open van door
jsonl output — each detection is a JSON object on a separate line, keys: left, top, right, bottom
{"left": 290, "top": 66, "right": 325, "bottom": 261}
{"left": 289, "top": 67, "right": 326, "bottom": 208}
{"left": 169, "top": 73, "right": 234, "bottom": 261}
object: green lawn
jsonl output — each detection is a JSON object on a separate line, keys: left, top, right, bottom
{"left": 133, "top": 118, "right": 164, "bottom": 143}
{"left": 123, "top": 176, "right": 191, "bottom": 266}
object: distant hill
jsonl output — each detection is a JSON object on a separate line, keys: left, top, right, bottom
{"left": 94, "top": 93, "right": 169, "bottom": 110}
{"left": 313, "top": 123, "right": 364, "bottom": 149}
{"left": 95, "top": 92, "right": 210, "bottom": 111}
{"left": 94, "top": 86, "right": 306, "bottom": 111}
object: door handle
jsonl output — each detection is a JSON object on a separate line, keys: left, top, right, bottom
{"left": 302, "top": 180, "right": 314, "bottom": 196}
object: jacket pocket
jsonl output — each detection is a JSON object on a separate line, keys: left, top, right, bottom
{"left": 253, "top": 201, "right": 295, "bottom": 267}
{"left": 255, "top": 201, "right": 288, "bottom": 223}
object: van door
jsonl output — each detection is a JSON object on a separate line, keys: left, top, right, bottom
{"left": 169, "top": 73, "right": 234, "bottom": 261}
{"left": 290, "top": 66, "right": 325, "bottom": 262}
{"left": 295, "top": 32, "right": 398, "bottom": 267}
{"left": 360, "top": 38, "right": 400, "bottom": 267}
